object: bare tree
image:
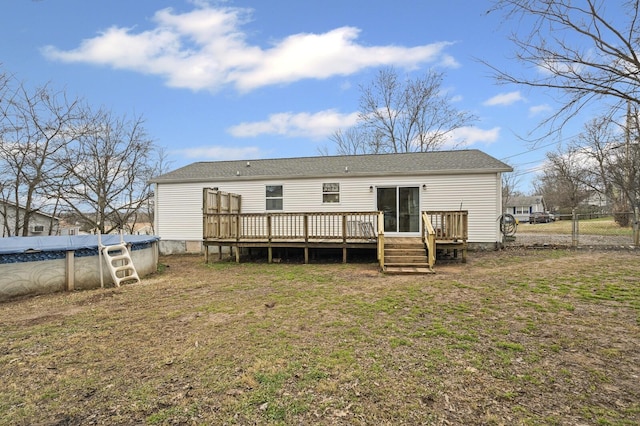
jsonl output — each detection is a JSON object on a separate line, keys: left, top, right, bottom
{"left": 572, "top": 116, "right": 618, "bottom": 200}
{"left": 501, "top": 165, "right": 522, "bottom": 212}
{"left": 0, "top": 77, "right": 85, "bottom": 236}
{"left": 534, "top": 149, "right": 591, "bottom": 211}
{"left": 488, "top": 0, "right": 640, "bottom": 139}
{"left": 0, "top": 69, "right": 165, "bottom": 237}
{"left": 328, "top": 126, "right": 378, "bottom": 155}
{"left": 552, "top": 111, "right": 640, "bottom": 223}
{"left": 55, "top": 109, "right": 159, "bottom": 235}
{"left": 327, "top": 67, "right": 476, "bottom": 155}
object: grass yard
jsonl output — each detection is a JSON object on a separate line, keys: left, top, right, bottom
{"left": 1, "top": 249, "right": 639, "bottom": 425}
{"left": 518, "top": 216, "right": 634, "bottom": 236}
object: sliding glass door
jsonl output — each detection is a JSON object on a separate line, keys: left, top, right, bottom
{"left": 377, "top": 186, "right": 420, "bottom": 233}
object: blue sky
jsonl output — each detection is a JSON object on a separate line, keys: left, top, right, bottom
{"left": 2, "top": 0, "right": 582, "bottom": 192}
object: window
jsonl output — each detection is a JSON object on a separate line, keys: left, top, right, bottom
{"left": 32, "top": 225, "right": 44, "bottom": 233}
{"left": 515, "top": 206, "right": 529, "bottom": 215}
{"left": 322, "top": 183, "right": 340, "bottom": 203}
{"left": 266, "top": 185, "right": 283, "bottom": 210}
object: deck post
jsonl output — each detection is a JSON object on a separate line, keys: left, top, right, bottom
{"left": 342, "top": 214, "right": 348, "bottom": 263}
{"left": 342, "top": 214, "right": 347, "bottom": 243}
{"left": 267, "top": 215, "right": 272, "bottom": 263}
{"left": 304, "top": 215, "right": 309, "bottom": 264}
{"left": 204, "top": 244, "right": 209, "bottom": 264}
{"left": 377, "top": 212, "right": 385, "bottom": 269}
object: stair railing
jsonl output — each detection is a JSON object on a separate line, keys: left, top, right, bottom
{"left": 377, "top": 211, "right": 385, "bottom": 269}
{"left": 421, "top": 212, "right": 436, "bottom": 269}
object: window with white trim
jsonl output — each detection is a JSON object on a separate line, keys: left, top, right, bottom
{"left": 266, "top": 185, "right": 283, "bottom": 210}
{"left": 515, "top": 206, "right": 529, "bottom": 215}
{"left": 322, "top": 183, "right": 340, "bottom": 203}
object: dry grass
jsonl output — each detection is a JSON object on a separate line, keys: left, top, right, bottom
{"left": 1, "top": 249, "right": 639, "bottom": 425}
{"left": 518, "top": 217, "right": 633, "bottom": 236}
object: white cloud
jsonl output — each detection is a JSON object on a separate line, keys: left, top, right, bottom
{"left": 439, "top": 54, "right": 460, "bottom": 69}
{"left": 443, "top": 126, "right": 501, "bottom": 147}
{"left": 528, "top": 103, "right": 552, "bottom": 117}
{"left": 339, "top": 80, "right": 352, "bottom": 91}
{"left": 483, "top": 91, "right": 525, "bottom": 106}
{"left": 175, "top": 145, "right": 261, "bottom": 160}
{"left": 228, "top": 110, "right": 359, "bottom": 139}
{"left": 42, "top": 4, "right": 456, "bottom": 92}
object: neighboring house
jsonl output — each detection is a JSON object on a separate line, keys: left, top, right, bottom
{"left": 130, "top": 222, "right": 154, "bottom": 235}
{"left": 504, "top": 195, "right": 546, "bottom": 223}
{"left": 583, "top": 192, "right": 611, "bottom": 211}
{"left": 151, "top": 150, "right": 512, "bottom": 254}
{"left": 0, "top": 200, "right": 60, "bottom": 237}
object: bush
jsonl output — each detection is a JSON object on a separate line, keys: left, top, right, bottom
{"left": 612, "top": 204, "right": 631, "bottom": 227}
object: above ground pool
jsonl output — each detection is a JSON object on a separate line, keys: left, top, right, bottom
{"left": 0, "top": 235, "right": 160, "bottom": 301}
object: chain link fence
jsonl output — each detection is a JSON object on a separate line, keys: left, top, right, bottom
{"left": 506, "top": 210, "right": 640, "bottom": 248}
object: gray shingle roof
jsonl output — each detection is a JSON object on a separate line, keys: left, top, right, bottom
{"left": 506, "top": 195, "right": 544, "bottom": 207}
{"left": 151, "top": 149, "right": 512, "bottom": 183}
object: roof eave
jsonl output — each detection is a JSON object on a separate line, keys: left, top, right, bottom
{"left": 151, "top": 167, "right": 513, "bottom": 185}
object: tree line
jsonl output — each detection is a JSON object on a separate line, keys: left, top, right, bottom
{"left": 0, "top": 71, "right": 166, "bottom": 236}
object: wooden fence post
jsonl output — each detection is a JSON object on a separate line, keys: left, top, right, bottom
{"left": 634, "top": 207, "right": 639, "bottom": 247}
{"left": 571, "top": 209, "right": 578, "bottom": 247}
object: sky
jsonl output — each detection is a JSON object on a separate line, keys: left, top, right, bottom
{"left": 1, "top": 0, "right": 590, "bottom": 192}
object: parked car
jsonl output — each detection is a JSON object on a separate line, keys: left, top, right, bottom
{"left": 529, "top": 211, "right": 552, "bottom": 223}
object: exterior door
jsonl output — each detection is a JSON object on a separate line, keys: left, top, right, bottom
{"left": 377, "top": 186, "right": 420, "bottom": 233}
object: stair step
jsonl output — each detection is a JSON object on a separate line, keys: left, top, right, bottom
{"left": 384, "top": 248, "right": 425, "bottom": 254}
{"left": 385, "top": 256, "right": 429, "bottom": 263}
{"left": 385, "top": 253, "right": 428, "bottom": 258}
{"left": 385, "top": 260, "right": 429, "bottom": 265}
{"left": 384, "top": 244, "right": 425, "bottom": 249}
{"left": 384, "top": 265, "right": 434, "bottom": 275}
{"left": 382, "top": 237, "right": 432, "bottom": 273}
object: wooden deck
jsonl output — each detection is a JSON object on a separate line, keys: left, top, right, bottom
{"left": 203, "top": 211, "right": 381, "bottom": 264}
{"left": 202, "top": 208, "right": 467, "bottom": 271}
{"left": 202, "top": 187, "right": 467, "bottom": 271}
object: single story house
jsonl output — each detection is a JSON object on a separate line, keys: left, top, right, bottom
{"left": 1, "top": 200, "right": 60, "bottom": 237}
{"left": 504, "top": 195, "right": 546, "bottom": 223}
{"left": 151, "top": 150, "right": 512, "bottom": 261}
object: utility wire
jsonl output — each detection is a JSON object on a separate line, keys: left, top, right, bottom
{"left": 498, "top": 133, "right": 579, "bottom": 162}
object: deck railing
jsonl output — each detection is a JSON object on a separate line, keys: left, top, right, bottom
{"left": 424, "top": 210, "right": 468, "bottom": 241}
{"left": 204, "top": 211, "right": 382, "bottom": 242}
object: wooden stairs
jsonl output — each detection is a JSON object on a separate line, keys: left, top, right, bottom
{"left": 383, "top": 237, "right": 434, "bottom": 275}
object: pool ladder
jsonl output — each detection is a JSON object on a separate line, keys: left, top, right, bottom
{"left": 99, "top": 234, "right": 141, "bottom": 287}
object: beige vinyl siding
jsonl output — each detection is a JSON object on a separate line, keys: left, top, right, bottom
{"left": 213, "top": 178, "right": 377, "bottom": 212}
{"left": 156, "top": 183, "right": 204, "bottom": 240}
{"left": 155, "top": 172, "right": 502, "bottom": 244}
{"left": 419, "top": 174, "right": 500, "bottom": 242}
